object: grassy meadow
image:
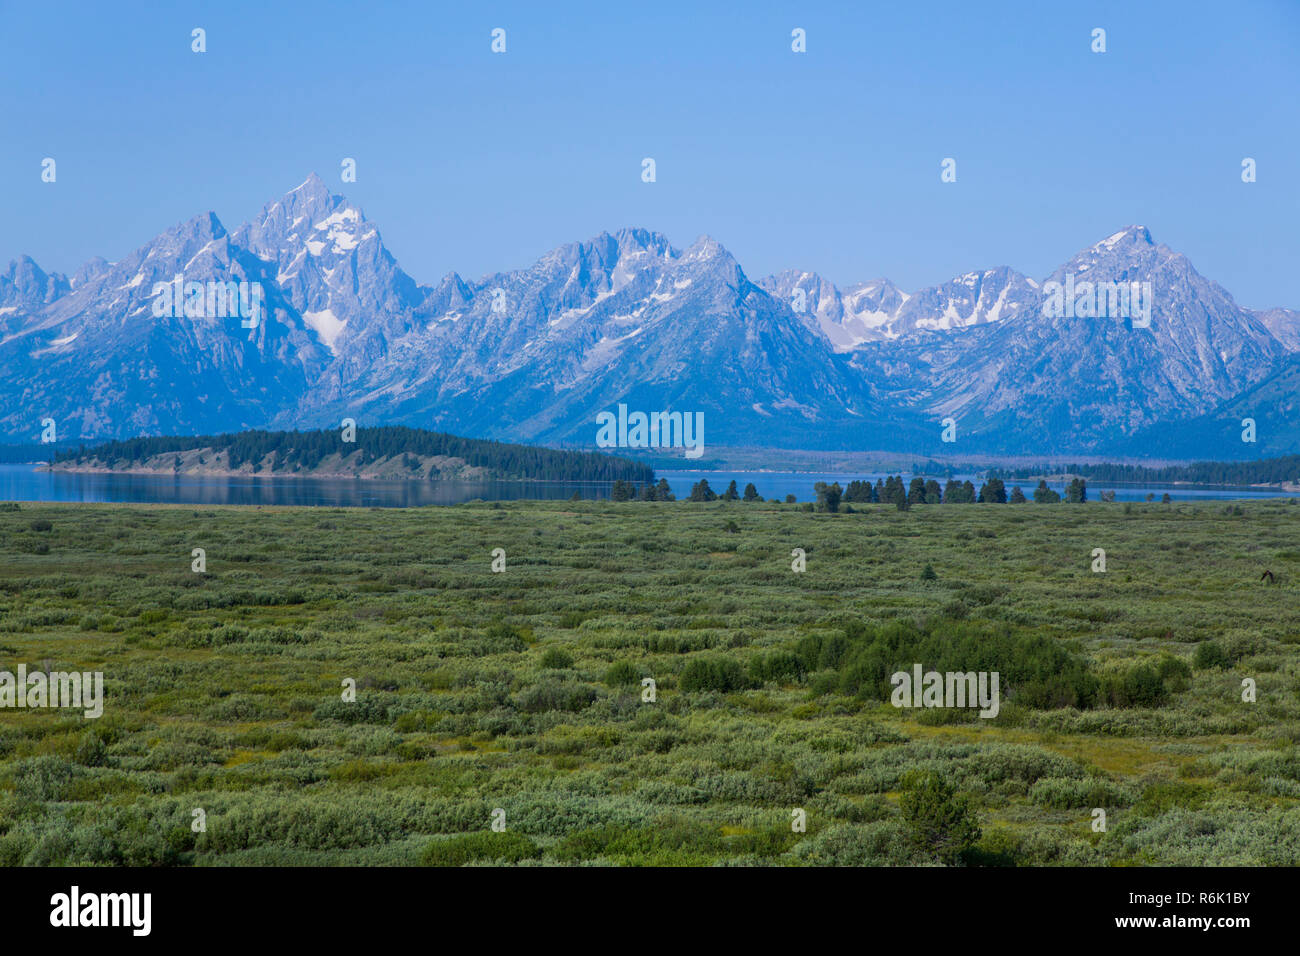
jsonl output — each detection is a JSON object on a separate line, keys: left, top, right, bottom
{"left": 1, "top": 497, "right": 1298, "bottom": 866}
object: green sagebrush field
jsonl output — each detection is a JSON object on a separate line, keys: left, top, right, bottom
{"left": 0, "top": 497, "right": 1298, "bottom": 866}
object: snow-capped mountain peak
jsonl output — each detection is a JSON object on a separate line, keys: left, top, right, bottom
{"left": 230, "top": 176, "right": 419, "bottom": 358}
{"left": 4, "top": 184, "right": 1298, "bottom": 456}
{"left": 1092, "top": 224, "right": 1154, "bottom": 253}
{"left": 758, "top": 265, "right": 1030, "bottom": 349}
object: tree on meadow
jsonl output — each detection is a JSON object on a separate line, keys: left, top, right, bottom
{"left": 1033, "top": 480, "right": 1061, "bottom": 504}
{"left": 882, "top": 475, "right": 906, "bottom": 507}
{"left": 690, "top": 479, "right": 717, "bottom": 502}
{"left": 845, "top": 480, "right": 875, "bottom": 503}
{"left": 899, "top": 771, "right": 982, "bottom": 865}
{"left": 907, "top": 477, "right": 927, "bottom": 505}
{"left": 814, "top": 481, "right": 843, "bottom": 513}
{"left": 978, "top": 477, "right": 1007, "bottom": 503}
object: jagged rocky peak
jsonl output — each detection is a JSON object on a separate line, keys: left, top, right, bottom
{"left": 1053, "top": 225, "right": 1162, "bottom": 277}
{"left": 3, "top": 180, "right": 1298, "bottom": 456}
{"left": 537, "top": 227, "right": 673, "bottom": 275}
{"left": 170, "top": 210, "right": 227, "bottom": 242}
{"left": 0, "top": 255, "right": 71, "bottom": 310}
{"left": 72, "top": 257, "right": 110, "bottom": 288}
{"left": 682, "top": 234, "right": 729, "bottom": 261}
{"left": 277, "top": 172, "right": 345, "bottom": 223}
{"left": 1091, "top": 224, "right": 1154, "bottom": 251}
{"left": 673, "top": 234, "right": 745, "bottom": 285}
{"left": 81, "top": 211, "right": 237, "bottom": 293}
{"left": 608, "top": 227, "right": 675, "bottom": 259}
{"left": 235, "top": 172, "right": 357, "bottom": 259}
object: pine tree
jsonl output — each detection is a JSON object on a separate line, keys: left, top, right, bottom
{"left": 689, "top": 479, "right": 717, "bottom": 502}
{"left": 845, "top": 480, "right": 874, "bottom": 503}
{"left": 900, "top": 771, "right": 981, "bottom": 865}
{"left": 907, "top": 477, "right": 927, "bottom": 504}
{"left": 979, "top": 477, "right": 1007, "bottom": 503}
{"left": 742, "top": 482, "right": 761, "bottom": 502}
{"left": 814, "top": 481, "right": 843, "bottom": 513}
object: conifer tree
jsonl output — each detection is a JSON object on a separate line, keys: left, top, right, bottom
{"left": 907, "top": 477, "right": 927, "bottom": 504}
{"left": 690, "top": 479, "right": 717, "bottom": 502}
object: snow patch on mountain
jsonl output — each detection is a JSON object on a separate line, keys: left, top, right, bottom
{"left": 304, "top": 309, "right": 347, "bottom": 350}
{"left": 5, "top": 178, "right": 1298, "bottom": 456}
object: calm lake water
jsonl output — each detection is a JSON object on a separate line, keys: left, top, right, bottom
{"left": 0, "top": 464, "right": 1296, "bottom": 508}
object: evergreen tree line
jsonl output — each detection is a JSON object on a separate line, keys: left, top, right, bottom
{"left": 989, "top": 455, "right": 1300, "bottom": 487}
{"left": 600, "top": 476, "right": 1098, "bottom": 508}
{"left": 685, "top": 479, "right": 767, "bottom": 502}
{"left": 607, "top": 479, "right": 677, "bottom": 501}
{"left": 53, "top": 427, "right": 655, "bottom": 483}
{"left": 814, "top": 476, "right": 1089, "bottom": 511}
{"left": 601, "top": 479, "right": 771, "bottom": 503}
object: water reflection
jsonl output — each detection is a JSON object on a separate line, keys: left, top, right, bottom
{"left": 0, "top": 465, "right": 1295, "bottom": 508}
{"left": 0, "top": 465, "right": 613, "bottom": 507}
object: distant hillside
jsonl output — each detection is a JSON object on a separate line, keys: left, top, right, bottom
{"left": 989, "top": 455, "right": 1300, "bottom": 487}
{"left": 49, "top": 427, "right": 654, "bottom": 483}
{"left": 1113, "top": 354, "right": 1300, "bottom": 460}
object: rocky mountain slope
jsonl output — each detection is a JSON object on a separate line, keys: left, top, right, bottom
{"left": 3, "top": 176, "right": 1294, "bottom": 457}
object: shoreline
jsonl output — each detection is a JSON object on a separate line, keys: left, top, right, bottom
{"left": 28, "top": 461, "right": 1300, "bottom": 494}
{"left": 35, "top": 463, "right": 598, "bottom": 483}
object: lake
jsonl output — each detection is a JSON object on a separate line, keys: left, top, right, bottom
{"left": 0, "top": 464, "right": 1296, "bottom": 508}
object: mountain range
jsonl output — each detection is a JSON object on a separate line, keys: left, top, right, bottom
{"left": 3, "top": 173, "right": 1297, "bottom": 459}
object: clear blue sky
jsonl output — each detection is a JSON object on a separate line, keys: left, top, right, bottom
{"left": 2, "top": 0, "right": 1297, "bottom": 308}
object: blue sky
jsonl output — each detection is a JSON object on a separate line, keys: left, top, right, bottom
{"left": 2, "top": 0, "right": 1297, "bottom": 308}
